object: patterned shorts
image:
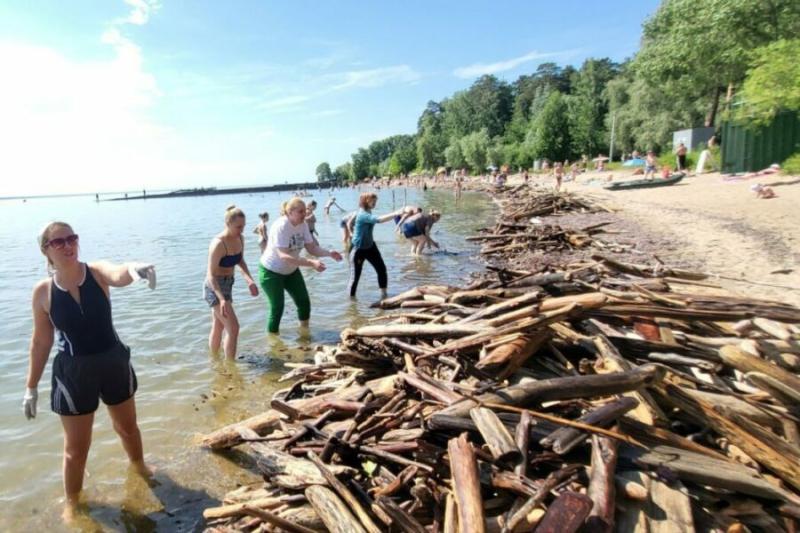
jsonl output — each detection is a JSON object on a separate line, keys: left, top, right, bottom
{"left": 204, "top": 276, "right": 234, "bottom": 307}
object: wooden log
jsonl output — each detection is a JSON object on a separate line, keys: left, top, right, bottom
{"left": 458, "top": 290, "right": 542, "bottom": 324}
{"left": 624, "top": 444, "right": 795, "bottom": 502}
{"left": 719, "top": 344, "right": 800, "bottom": 393}
{"left": 647, "top": 476, "right": 695, "bottom": 533}
{"left": 515, "top": 411, "right": 531, "bottom": 478}
{"left": 443, "top": 492, "right": 457, "bottom": 533}
{"left": 469, "top": 407, "right": 522, "bottom": 464}
{"left": 240, "top": 505, "right": 319, "bottom": 533}
{"left": 540, "top": 397, "right": 638, "bottom": 454}
{"left": 203, "top": 494, "right": 305, "bottom": 520}
{"left": 505, "top": 466, "right": 578, "bottom": 532}
{"left": 438, "top": 365, "right": 660, "bottom": 419}
{"left": 660, "top": 384, "right": 800, "bottom": 493}
{"left": 399, "top": 371, "right": 463, "bottom": 405}
{"left": 475, "top": 330, "right": 550, "bottom": 380}
{"left": 448, "top": 433, "right": 485, "bottom": 533}
{"left": 754, "top": 317, "right": 794, "bottom": 340}
{"left": 745, "top": 371, "right": 800, "bottom": 412}
{"left": 534, "top": 491, "right": 593, "bottom": 533}
{"left": 306, "top": 452, "right": 382, "bottom": 533}
{"left": 375, "top": 496, "right": 428, "bottom": 533}
{"left": 305, "top": 484, "right": 366, "bottom": 533}
{"left": 201, "top": 375, "right": 397, "bottom": 449}
{"left": 371, "top": 287, "right": 422, "bottom": 308}
{"left": 352, "top": 322, "right": 484, "bottom": 339}
{"left": 585, "top": 435, "right": 618, "bottom": 533}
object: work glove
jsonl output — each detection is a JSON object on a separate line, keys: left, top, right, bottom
{"left": 23, "top": 387, "right": 38, "bottom": 420}
{"left": 128, "top": 263, "right": 157, "bottom": 290}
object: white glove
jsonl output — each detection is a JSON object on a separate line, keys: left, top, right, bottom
{"left": 23, "top": 387, "right": 38, "bottom": 420}
{"left": 128, "top": 263, "right": 157, "bottom": 290}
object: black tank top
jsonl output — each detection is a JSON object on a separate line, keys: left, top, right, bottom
{"left": 50, "top": 264, "right": 119, "bottom": 356}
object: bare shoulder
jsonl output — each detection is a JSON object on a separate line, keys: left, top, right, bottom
{"left": 32, "top": 278, "right": 50, "bottom": 301}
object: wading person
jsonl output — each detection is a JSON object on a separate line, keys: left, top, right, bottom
{"left": 24, "top": 221, "right": 157, "bottom": 521}
{"left": 402, "top": 209, "right": 442, "bottom": 255}
{"left": 253, "top": 211, "right": 269, "bottom": 254}
{"left": 259, "top": 198, "right": 342, "bottom": 333}
{"left": 348, "top": 193, "right": 402, "bottom": 299}
{"left": 305, "top": 200, "right": 319, "bottom": 243}
{"left": 205, "top": 205, "right": 259, "bottom": 359}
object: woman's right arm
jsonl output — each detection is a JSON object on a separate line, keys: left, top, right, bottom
{"left": 275, "top": 247, "right": 323, "bottom": 270}
{"left": 27, "top": 282, "right": 54, "bottom": 389}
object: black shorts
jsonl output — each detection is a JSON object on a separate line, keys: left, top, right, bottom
{"left": 51, "top": 343, "right": 138, "bottom": 416}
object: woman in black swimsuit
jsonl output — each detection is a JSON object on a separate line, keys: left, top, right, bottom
{"left": 23, "top": 221, "right": 156, "bottom": 521}
{"left": 205, "top": 205, "right": 259, "bottom": 359}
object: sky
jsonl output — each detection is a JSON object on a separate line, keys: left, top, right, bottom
{"left": 0, "top": 0, "right": 660, "bottom": 197}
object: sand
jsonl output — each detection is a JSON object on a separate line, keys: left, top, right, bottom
{"left": 555, "top": 171, "right": 800, "bottom": 306}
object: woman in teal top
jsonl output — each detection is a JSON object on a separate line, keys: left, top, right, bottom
{"left": 348, "top": 192, "right": 402, "bottom": 298}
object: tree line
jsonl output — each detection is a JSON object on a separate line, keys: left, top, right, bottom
{"left": 316, "top": 0, "right": 800, "bottom": 182}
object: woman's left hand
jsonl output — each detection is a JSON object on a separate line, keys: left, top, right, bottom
{"left": 248, "top": 281, "right": 259, "bottom": 296}
{"left": 329, "top": 250, "right": 343, "bottom": 261}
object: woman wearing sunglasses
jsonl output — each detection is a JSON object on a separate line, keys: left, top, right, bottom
{"left": 23, "top": 221, "right": 156, "bottom": 521}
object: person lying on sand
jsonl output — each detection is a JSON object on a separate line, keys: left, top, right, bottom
{"left": 751, "top": 183, "right": 777, "bottom": 199}
{"left": 744, "top": 164, "right": 781, "bottom": 178}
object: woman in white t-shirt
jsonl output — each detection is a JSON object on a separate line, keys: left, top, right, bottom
{"left": 258, "top": 197, "right": 342, "bottom": 333}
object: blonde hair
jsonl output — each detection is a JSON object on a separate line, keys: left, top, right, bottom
{"left": 358, "top": 192, "right": 378, "bottom": 209}
{"left": 224, "top": 204, "right": 245, "bottom": 224}
{"left": 38, "top": 221, "right": 74, "bottom": 271}
{"left": 280, "top": 197, "right": 306, "bottom": 216}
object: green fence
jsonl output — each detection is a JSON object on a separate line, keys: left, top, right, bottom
{"left": 721, "top": 111, "right": 800, "bottom": 173}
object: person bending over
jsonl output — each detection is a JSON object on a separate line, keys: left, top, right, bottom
{"left": 402, "top": 210, "right": 442, "bottom": 255}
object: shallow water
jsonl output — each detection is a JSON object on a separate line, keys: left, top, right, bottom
{"left": 0, "top": 186, "right": 493, "bottom": 531}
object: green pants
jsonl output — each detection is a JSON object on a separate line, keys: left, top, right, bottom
{"left": 258, "top": 265, "right": 311, "bottom": 333}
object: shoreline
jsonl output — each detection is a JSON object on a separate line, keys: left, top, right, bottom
{"left": 196, "top": 180, "right": 800, "bottom": 531}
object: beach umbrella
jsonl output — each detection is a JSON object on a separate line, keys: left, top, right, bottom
{"left": 436, "top": 166, "right": 447, "bottom": 175}
{"left": 486, "top": 165, "right": 498, "bottom": 171}
{"left": 592, "top": 156, "right": 609, "bottom": 162}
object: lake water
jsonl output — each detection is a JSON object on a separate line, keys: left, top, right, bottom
{"left": 0, "top": 186, "right": 494, "bottom": 532}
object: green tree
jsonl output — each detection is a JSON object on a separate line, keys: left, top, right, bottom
{"left": 529, "top": 92, "right": 572, "bottom": 162}
{"left": 735, "top": 39, "right": 800, "bottom": 126}
{"left": 444, "top": 138, "right": 466, "bottom": 169}
{"left": 443, "top": 75, "right": 512, "bottom": 140}
{"left": 333, "top": 162, "right": 352, "bottom": 182}
{"left": 635, "top": 0, "right": 800, "bottom": 126}
{"left": 568, "top": 58, "right": 619, "bottom": 157}
{"left": 315, "top": 162, "right": 332, "bottom": 182}
{"left": 416, "top": 101, "right": 447, "bottom": 170}
{"left": 459, "top": 129, "right": 491, "bottom": 172}
{"left": 351, "top": 148, "right": 371, "bottom": 180}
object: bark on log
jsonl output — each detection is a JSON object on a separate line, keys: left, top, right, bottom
{"left": 540, "top": 396, "right": 638, "bottom": 454}
{"left": 469, "top": 407, "right": 522, "bottom": 464}
{"left": 306, "top": 452, "right": 382, "bottom": 533}
{"left": 438, "top": 365, "right": 660, "bottom": 419}
{"left": 375, "top": 496, "right": 428, "bottom": 533}
{"left": 534, "top": 491, "right": 593, "bottom": 533}
{"left": 240, "top": 505, "right": 319, "bottom": 533}
{"left": 585, "top": 435, "right": 618, "bottom": 533}
{"left": 719, "top": 345, "right": 800, "bottom": 393}
{"left": 305, "top": 484, "right": 366, "bottom": 533}
{"left": 475, "top": 330, "right": 550, "bottom": 380}
{"left": 448, "top": 433, "right": 485, "bottom": 533}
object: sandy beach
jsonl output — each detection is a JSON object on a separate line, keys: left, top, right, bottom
{"left": 513, "top": 170, "right": 800, "bottom": 306}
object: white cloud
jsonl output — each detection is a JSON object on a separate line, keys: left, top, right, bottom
{"left": 331, "top": 65, "right": 420, "bottom": 90}
{"left": 309, "top": 109, "right": 344, "bottom": 118}
{"left": 258, "top": 94, "right": 311, "bottom": 111}
{"left": 453, "top": 50, "right": 575, "bottom": 79}
{"left": 119, "top": 0, "right": 161, "bottom": 26}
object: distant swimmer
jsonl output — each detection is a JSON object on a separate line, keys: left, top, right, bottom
{"left": 259, "top": 198, "right": 342, "bottom": 333}
{"left": 324, "top": 196, "right": 344, "bottom": 215}
{"left": 24, "top": 221, "right": 157, "bottom": 522}
{"left": 401, "top": 210, "right": 442, "bottom": 255}
{"left": 205, "top": 205, "right": 260, "bottom": 359}
{"left": 253, "top": 211, "right": 270, "bottom": 253}
{"left": 348, "top": 193, "right": 403, "bottom": 299}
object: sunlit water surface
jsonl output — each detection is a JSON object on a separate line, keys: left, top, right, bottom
{"left": 0, "top": 186, "right": 493, "bottom": 532}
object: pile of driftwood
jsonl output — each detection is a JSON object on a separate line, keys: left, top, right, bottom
{"left": 200, "top": 253, "right": 800, "bottom": 532}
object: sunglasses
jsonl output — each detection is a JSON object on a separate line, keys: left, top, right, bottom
{"left": 45, "top": 234, "right": 79, "bottom": 250}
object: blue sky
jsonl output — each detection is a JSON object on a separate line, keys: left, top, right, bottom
{"left": 0, "top": 0, "right": 660, "bottom": 196}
